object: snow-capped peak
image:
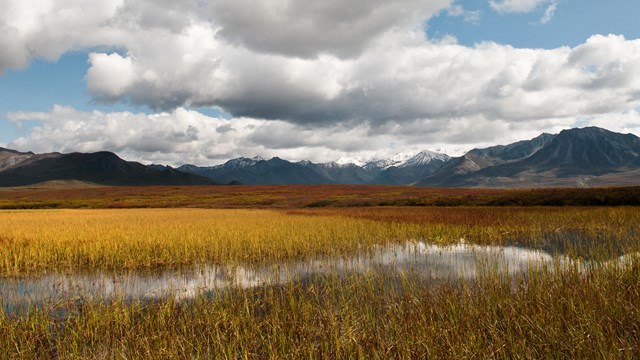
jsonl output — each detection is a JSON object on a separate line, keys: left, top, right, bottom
{"left": 221, "top": 156, "right": 265, "bottom": 170}
{"left": 336, "top": 157, "right": 366, "bottom": 167}
{"left": 298, "top": 160, "right": 361, "bottom": 169}
{"left": 363, "top": 152, "right": 417, "bottom": 171}
{"left": 399, "top": 150, "right": 450, "bottom": 168}
{"left": 362, "top": 150, "right": 450, "bottom": 171}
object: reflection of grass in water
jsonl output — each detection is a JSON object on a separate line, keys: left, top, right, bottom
{"left": 522, "top": 228, "right": 640, "bottom": 260}
{"left": 2, "top": 241, "right": 581, "bottom": 314}
{"left": 0, "top": 209, "right": 431, "bottom": 276}
{"left": 1, "top": 261, "right": 638, "bottom": 358}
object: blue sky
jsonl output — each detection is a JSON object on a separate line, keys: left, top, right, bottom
{"left": 429, "top": 0, "right": 640, "bottom": 49}
{"left": 0, "top": 53, "right": 226, "bottom": 143}
{"left": 1, "top": 0, "right": 639, "bottom": 164}
{"left": 0, "top": 53, "right": 137, "bottom": 142}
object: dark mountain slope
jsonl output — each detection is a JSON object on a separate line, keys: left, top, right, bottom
{"left": 520, "top": 127, "right": 640, "bottom": 175}
{"left": 180, "top": 157, "right": 333, "bottom": 185}
{"left": 298, "top": 161, "right": 374, "bottom": 184}
{"left": 0, "top": 151, "right": 214, "bottom": 186}
{"left": 420, "top": 133, "right": 555, "bottom": 187}
{"left": 418, "top": 127, "right": 640, "bottom": 188}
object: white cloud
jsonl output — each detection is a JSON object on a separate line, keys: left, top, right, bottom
{"left": 0, "top": 0, "right": 126, "bottom": 73}
{"left": 1, "top": 0, "right": 640, "bottom": 165}
{"left": 540, "top": 1, "right": 558, "bottom": 24}
{"left": 8, "top": 104, "right": 640, "bottom": 166}
{"left": 577, "top": 110, "right": 640, "bottom": 135}
{"left": 446, "top": 4, "right": 465, "bottom": 16}
{"left": 445, "top": 4, "right": 481, "bottom": 24}
{"left": 72, "top": 26, "right": 639, "bottom": 128}
{"left": 0, "top": 0, "right": 452, "bottom": 73}
{"left": 489, "top": 0, "right": 549, "bottom": 13}
{"left": 207, "top": 0, "right": 451, "bottom": 58}
{"left": 7, "top": 106, "right": 560, "bottom": 165}
{"left": 85, "top": 53, "right": 136, "bottom": 101}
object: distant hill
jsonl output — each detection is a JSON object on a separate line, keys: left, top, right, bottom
{"left": 0, "top": 148, "right": 214, "bottom": 187}
{"left": 418, "top": 127, "right": 640, "bottom": 188}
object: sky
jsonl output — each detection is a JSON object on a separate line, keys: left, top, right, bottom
{"left": 1, "top": 0, "right": 639, "bottom": 166}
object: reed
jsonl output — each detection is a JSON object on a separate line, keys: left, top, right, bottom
{"left": 1, "top": 260, "right": 638, "bottom": 359}
{"left": 1, "top": 205, "right": 639, "bottom": 358}
{"left": 2, "top": 207, "right": 639, "bottom": 275}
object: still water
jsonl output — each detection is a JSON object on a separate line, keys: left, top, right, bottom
{"left": 1, "top": 241, "right": 635, "bottom": 314}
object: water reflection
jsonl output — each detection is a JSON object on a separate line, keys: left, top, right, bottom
{"left": 1, "top": 241, "right": 636, "bottom": 314}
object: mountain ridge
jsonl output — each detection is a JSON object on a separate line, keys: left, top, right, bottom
{"left": 177, "top": 150, "right": 451, "bottom": 185}
{"left": 418, "top": 127, "right": 640, "bottom": 188}
{"left": 0, "top": 149, "right": 215, "bottom": 187}
{"left": 2, "top": 127, "right": 639, "bottom": 188}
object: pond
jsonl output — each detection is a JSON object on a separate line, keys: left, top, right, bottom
{"left": 1, "top": 240, "right": 635, "bottom": 315}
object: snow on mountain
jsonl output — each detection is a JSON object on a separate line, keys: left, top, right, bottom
{"left": 363, "top": 152, "right": 417, "bottom": 171}
{"left": 219, "top": 156, "right": 265, "bottom": 170}
{"left": 197, "top": 150, "right": 449, "bottom": 175}
{"left": 399, "top": 151, "right": 451, "bottom": 168}
{"left": 335, "top": 157, "right": 366, "bottom": 167}
{"left": 361, "top": 150, "right": 449, "bottom": 171}
{"left": 320, "top": 161, "right": 361, "bottom": 168}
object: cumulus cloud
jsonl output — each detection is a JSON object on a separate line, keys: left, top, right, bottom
{"left": 2, "top": 106, "right": 538, "bottom": 165}
{"left": 0, "top": 0, "right": 126, "bottom": 73}
{"left": 0, "top": 0, "right": 450, "bottom": 73}
{"left": 208, "top": 0, "right": 450, "bottom": 58}
{"left": 85, "top": 53, "right": 137, "bottom": 101}
{"left": 2, "top": 0, "right": 640, "bottom": 164}
{"left": 77, "top": 29, "right": 640, "bottom": 128}
{"left": 4, "top": 1, "right": 639, "bottom": 127}
{"left": 8, "top": 105, "right": 638, "bottom": 166}
{"left": 579, "top": 110, "right": 640, "bottom": 135}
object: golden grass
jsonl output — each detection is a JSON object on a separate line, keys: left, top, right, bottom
{"left": 2, "top": 206, "right": 639, "bottom": 276}
{"left": 0, "top": 209, "right": 427, "bottom": 275}
{"left": 1, "top": 206, "right": 640, "bottom": 358}
{"left": 2, "top": 264, "right": 639, "bottom": 359}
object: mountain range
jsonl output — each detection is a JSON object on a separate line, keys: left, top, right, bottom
{"left": 0, "top": 148, "right": 214, "bottom": 187}
{"left": 1, "top": 127, "right": 639, "bottom": 188}
{"left": 418, "top": 127, "right": 640, "bottom": 188}
{"left": 175, "top": 150, "right": 450, "bottom": 186}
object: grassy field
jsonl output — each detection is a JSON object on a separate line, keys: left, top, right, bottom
{"left": 0, "top": 184, "right": 639, "bottom": 209}
{"left": 1, "top": 207, "right": 639, "bottom": 275}
{"left": 1, "top": 186, "right": 639, "bottom": 358}
{"left": 3, "top": 265, "right": 639, "bottom": 359}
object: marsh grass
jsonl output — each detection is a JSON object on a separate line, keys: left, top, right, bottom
{"left": 1, "top": 206, "right": 639, "bottom": 358}
{"left": 299, "top": 207, "right": 640, "bottom": 259}
{"left": 1, "top": 260, "right": 639, "bottom": 359}
{"left": 1, "top": 185, "right": 639, "bottom": 209}
{"left": 2, "top": 207, "right": 640, "bottom": 275}
{"left": 0, "top": 209, "right": 431, "bottom": 276}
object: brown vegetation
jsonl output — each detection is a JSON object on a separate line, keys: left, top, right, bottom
{"left": 0, "top": 184, "right": 639, "bottom": 209}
